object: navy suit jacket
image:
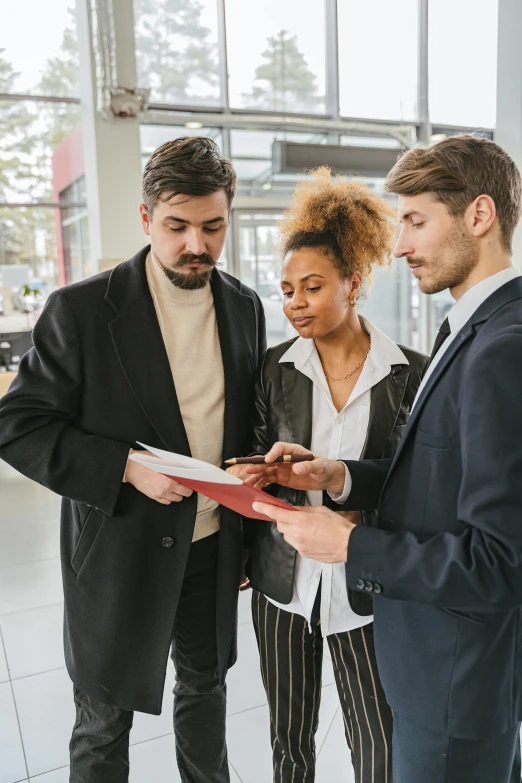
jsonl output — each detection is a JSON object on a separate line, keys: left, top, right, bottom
{"left": 331, "top": 277, "right": 522, "bottom": 739}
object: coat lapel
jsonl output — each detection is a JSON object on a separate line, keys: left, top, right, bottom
{"left": 106, "top": 247, "right": 191, "bottom": 454}
{"left": 280, "top": 364, "right": 313, "bottom": 449}
{"left": 384, "top": 325, "right": 474, "bottom": 481}
{"left": 361, "top": 366, "right": 409, "bottom": 459}
{"left": 210, "top": 270, "right": 258, "bottom": 462}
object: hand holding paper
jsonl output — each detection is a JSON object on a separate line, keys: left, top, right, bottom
{"left": 129, "top": 443, "right": 294, "bottom": 521}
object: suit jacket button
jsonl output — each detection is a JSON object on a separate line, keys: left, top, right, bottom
{"left": 162, "top": 536, "right": 174, "bottom": 548}
{"left": 364, "top": 580, "right": 373, "bottom": 592}
{"left": 373, "top": 583, "right": 382, "bottom": 594}
{"left": 356, "top": 579, "right": 365, "bottom": 590}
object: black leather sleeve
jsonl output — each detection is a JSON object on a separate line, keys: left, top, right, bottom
{"left": 249, "top": 354, "right": 270, "bottom": 457}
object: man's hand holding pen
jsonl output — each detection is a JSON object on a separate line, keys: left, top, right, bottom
{"left": 226, "top": 441, "right": 346, "bottom": 494}
{"left": 226, "top": 441, "right": 359, "bottom": 564}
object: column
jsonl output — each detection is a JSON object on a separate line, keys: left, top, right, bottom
{"left": 76, "top": 0, "right": 144, "bottom": 276}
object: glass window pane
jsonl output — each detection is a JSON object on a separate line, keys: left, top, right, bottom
{"left": 225, "top": 0, "right": 327, "bottom": 114}
{"left": 429, "top": 0, "right": 498, "bottom": 128}
{"left": 140, "top": 125, "right": 222, "bottom": 163}
{"left": 0, "top": 0, "right": 79, "bottom": 97}
{"left": 0, "top": 100, "right": 82, "bottom": 202}
{"left": 236, "top": 212, "right": 297, "bottom": 346}
{"left": 230, "top": 129, "right": 327, "bottom": 198}
{"left": 0, "top": 206, "right": 60, "bottom": 299}
{"left": 133, "top": 0, "right": 221, "bottom": 107}
{"left": 338, "top": 0, "right": 418, "bottom": 121}
{"left": 359, "top": 260, "right": 413, "bottom": 346}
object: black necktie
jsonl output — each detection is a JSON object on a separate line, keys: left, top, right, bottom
{"left": 427, "top": 317, "right": 451, "bottom": 367}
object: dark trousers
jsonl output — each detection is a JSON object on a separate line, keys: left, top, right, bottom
{"left": 393, "top": 712, "right": 521, "bottom": 783}
{"left": 69, "top": 532, "right": 229, "bottom": 783}
{"left": 252, "top": 590, "right": 393, "bottom": 783}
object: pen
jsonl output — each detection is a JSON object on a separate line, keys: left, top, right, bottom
{"left": 225, "top": 454, "right": 315, "bottom": 465}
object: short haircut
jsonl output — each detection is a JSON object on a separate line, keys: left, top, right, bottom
{"left": 142, "top": 136, "right": 236, "bottom": 216}
{"left": 385, "top": 135, "right": 522, "bottom": 252}
{"left": 280, "top": 167, "right": 397, "bottom": 281}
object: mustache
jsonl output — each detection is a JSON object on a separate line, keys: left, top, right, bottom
{"left": 175, "top": 253, "right": 215, "bottom": 268}
{"left": 407, "top": 257, "right": 426, "bottom": 267}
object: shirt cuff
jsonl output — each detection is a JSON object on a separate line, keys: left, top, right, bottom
{"left": 122, "top": 448, "right": 133, "bottom": 483}
{"left": 327, "top": 463, "right": 352, "bottom": 504}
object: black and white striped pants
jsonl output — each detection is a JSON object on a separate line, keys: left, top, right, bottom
{"left": 252, "top": 590, "right": 393, "bottom": 783}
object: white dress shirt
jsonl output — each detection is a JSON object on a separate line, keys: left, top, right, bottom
{"left": 266, "top": 317, "right": 409, "bottom": 637}
{"left": 338, "top": 267, "right": 522, "bottom": 502}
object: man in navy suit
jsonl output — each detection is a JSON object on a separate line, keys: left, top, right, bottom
{"left": 253, "top": 135, "right": 522, "bottom": 783}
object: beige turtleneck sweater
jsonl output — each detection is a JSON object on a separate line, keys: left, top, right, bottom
{"left": 146, "top": 252, "right": 225, "bottom": 542}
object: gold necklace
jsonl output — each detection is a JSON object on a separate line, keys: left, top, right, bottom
{"left": 323, "top": 336, "right": 372, "bottom": 381}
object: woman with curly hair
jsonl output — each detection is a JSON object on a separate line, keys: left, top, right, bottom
{"left": 230, "top": 168, "right": 428, "bottom": 783}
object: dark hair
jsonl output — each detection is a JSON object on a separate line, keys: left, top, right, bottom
{"left": 385, "top": 134, "right": 522, "bottom": 252}
{"left": 280, "top": 167, "right": 397, "bottom": 281}
{"left": 142, "top": 136, "right": 236, "bottom": 216}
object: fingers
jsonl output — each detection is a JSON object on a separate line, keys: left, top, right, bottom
{"left": 292, "top": 458, "right": 328, "bottom": 476}
{"left": 167, "top": 480, "right": 193, "bottom": 498}
{"left": 264, "top": 441, "right": 310, "bottom": 463}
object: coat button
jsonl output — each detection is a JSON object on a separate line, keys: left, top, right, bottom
{"left": 364, "top": 581, "right": 373, "bottom": 592}
{"left": 373, "top": 583, "right": 382, "bottom": 594}
{"left": 356, "top": 579, "right": 365, "bottom": 590}
{"left": 162, "top": 536, "right": 174, "bottom": 548}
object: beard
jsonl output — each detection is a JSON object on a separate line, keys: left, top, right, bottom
{"left": 155, "top": 251, "right": 217, "bottom": 290}
{"left": 409, "top": 221, "right": 479, "bottom": 295}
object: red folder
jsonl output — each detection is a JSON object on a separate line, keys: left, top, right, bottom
{"left": 129, "top": 443, "right": 294, "bottom": 521}
{"left": 162, "top": 474, "right": 294, "bottom": 521}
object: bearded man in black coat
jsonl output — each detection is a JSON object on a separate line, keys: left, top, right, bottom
{"left": 0, "top": 137, "right": 266, "bottom": 783}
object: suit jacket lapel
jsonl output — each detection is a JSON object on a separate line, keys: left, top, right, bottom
{"left": 280, "top": 364, "right": 313, "bottom": 449}
{"left": 106, "top": 247, "right": 191, "bottom": 454}
{"left": 384, "top": 325, "right": 474, "bottom": 481}
{"left": 361, "top": 366, "right": 409, "bottom": 459}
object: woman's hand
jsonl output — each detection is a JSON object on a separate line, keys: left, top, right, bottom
{"left": 226, "top": 463, "right": 272, "bottom": 490}
{"left": 243, "top": 442, "right": 347, "bottom": 494}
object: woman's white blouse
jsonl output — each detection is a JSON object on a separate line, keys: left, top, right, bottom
{"left": 265, "top": 317, "right": 409, "bottom": 637}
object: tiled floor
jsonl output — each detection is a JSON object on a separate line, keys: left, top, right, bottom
{"left": 0, "top": 459, "right": 354, "bottom": 783}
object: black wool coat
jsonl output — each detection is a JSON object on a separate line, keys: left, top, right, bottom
{"left": 0, "top": 246, "right": 266, "bottom": 714}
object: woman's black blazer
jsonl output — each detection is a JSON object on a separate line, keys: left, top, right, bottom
{"left": 246, "top": 336, "right": 428, "bottom": 616}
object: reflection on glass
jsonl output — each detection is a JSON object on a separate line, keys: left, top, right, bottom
{"left": 134, "top": 0, "right": 221, "bottom": 106}
{"left": 429, "top": 0, "right": 497, "bottom": 127}
{"left": 0, "top": 0, "right": 79, "bottom": 96}
{"left": 225, "top": 0, "right": 326, "bottom": 114}
{"left": 0, "top": 207, "right": 59, "bottom": 288}
{"left": 338, "top": 0, "right": 418, "bottom": 121}
{"left": 237, "top": 212, "right": 296, "bottom": 346}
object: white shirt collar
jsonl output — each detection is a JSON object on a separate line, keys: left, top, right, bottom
{"left": 447, "top": 266, "right": 521, "bottom": 334}
{"left": 279, "top": 317, "right": 408, "bottom": 414}
{"left": 279, "top": 316, "right": 408, "bottom": 371}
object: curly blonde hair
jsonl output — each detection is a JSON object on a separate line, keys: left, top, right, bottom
{"left": 279, "top": 167, "right": 397, "bottom": 281}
